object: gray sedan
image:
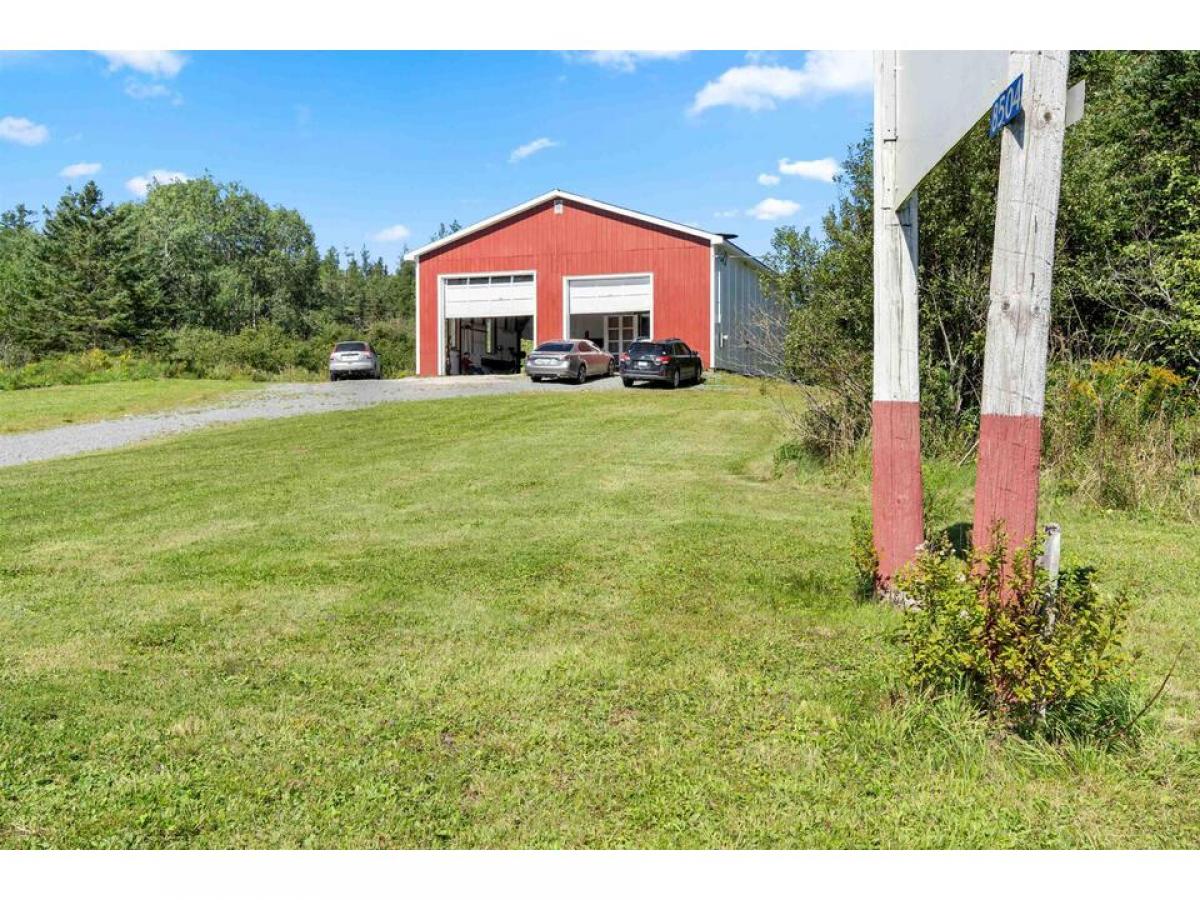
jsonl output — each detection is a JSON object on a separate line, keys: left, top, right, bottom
{"left": 525, "top": 339, "right": 615, "bottom": 384}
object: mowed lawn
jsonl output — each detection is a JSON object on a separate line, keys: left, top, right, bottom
{"left": 1, "top": 376, "right": 1198, "bottom": 848}
{"left": 0, "top": 379, "right": 256, "bottom": 434}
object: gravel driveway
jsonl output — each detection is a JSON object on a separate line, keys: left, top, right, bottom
{"left": 0, "top": 374, "right": 623, "bottom": 469}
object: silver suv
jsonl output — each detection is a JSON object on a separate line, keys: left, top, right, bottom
{"left": 329, "top": 341, "right": 382, "bottom": 381}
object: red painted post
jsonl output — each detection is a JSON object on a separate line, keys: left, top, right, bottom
{"left": 872, "top": 51, "right": 924, "bottom": 589}
{"left": 974, "top": 51, "right": 1070, "bottom": 557}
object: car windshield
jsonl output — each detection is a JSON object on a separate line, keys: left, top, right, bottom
{"left": 334, "top": 342, "right": 368, "bottom": 352}
{"left": 629, "top": 342, "right": 666, "bottom": 355}
{"left": 535, "top": 342, "right": 575, "bottom": 352}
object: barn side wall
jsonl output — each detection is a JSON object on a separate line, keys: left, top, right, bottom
{"left": 713, "top": 252, "right": 782, "bottom": 376}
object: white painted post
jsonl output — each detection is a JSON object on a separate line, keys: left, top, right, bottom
{"left": 872, "top": 50, "right": 924, "bottom": 589}
{"left": 973, "top": 51, "right": 1070, "bottom": 559}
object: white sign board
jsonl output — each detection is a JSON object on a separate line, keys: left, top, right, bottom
{"left": 1065, "top": 79, "right": 1086, "bottom": 128}
{"left": 892, "top": 51, "right": 1011, "bottom": 205}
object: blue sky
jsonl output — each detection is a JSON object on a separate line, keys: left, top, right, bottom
{"left": 0, "top": 50, "right": 873, "bottom": 262}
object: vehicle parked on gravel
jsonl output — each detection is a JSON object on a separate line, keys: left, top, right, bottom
{"left": 525, "top": 339, "right": 615, "bottom": 384}
{"left": 329, "top": 341, "right": 382, "bottom": 381}
{"left": 619, "top": 339, "right": 703, "bottom": 388}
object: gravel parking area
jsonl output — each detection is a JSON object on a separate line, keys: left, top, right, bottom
{"left": 0, "top": 374, "right": 623, "bottom": 469}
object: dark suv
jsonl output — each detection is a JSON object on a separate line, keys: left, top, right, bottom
{"left": 619, "top": 339, "right": 703, "bottom": 388}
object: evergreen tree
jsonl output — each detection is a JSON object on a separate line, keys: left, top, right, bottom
{"left": 33, "top": 182, "right": 158, "bottom": 351}
{"left": 0, "top": 204, "right": 43, "bottom": 358}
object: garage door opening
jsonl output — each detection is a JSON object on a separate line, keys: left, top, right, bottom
{"left": 441, "top": 272, "right": 536, "bottom": 374}
{"left": 564, "top": 274, "right": 652, "bottom": 355}
{"left": 445, "top": 316, "right": 533, "bottom": 374}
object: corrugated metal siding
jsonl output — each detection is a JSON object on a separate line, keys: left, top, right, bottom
{"left": 417, "top": 200, "right": 711, "bottom": 375}
{"left": 713, "top": 251, "right": 783, "bottom": 376}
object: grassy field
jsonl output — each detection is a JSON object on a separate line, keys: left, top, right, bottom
{"left": 0, "top": 379, "right": 257, "bottom": 434}
{"left": 0, "top": 375, "right": 1197, "bottom": 848}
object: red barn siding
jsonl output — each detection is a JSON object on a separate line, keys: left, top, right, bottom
{"left": 417, "top": 199, "right": 712, "bottom": 375}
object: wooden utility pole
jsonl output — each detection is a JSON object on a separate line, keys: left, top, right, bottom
{"left": 872, "top": 50, "right": 924, "bottom": 589}
{"left": 973, "top": 51, "right": 1070, "bottom": 557}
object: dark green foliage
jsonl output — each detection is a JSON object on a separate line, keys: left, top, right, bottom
{"left": 1058, "top": 52, "right": 1200, "bottom": 377}
{"left": 768, "top": 51, "right": 1200, "bottom": 510}
{"left": 897, "top": 532, "right": 1137, "bottom": 739}
{"left": 0, "top": 175, "right": 416, "bottom": 387}
{"left": 23, "top": 183, "right": 161, "bottom": 353}
{"left": 770, "top": 50, "right": 1200, "bottom": 411}
{"left": 132, "top": 177, "right": 321, "bottom": 333}
{"left": 166, "top": 319, "right": 415, "bottom": 381}
{"left": 429, "top": 220, "right": 462, "bottom": 242}
{"left": 0, "top": 207, "right": 41, "bottom": 365}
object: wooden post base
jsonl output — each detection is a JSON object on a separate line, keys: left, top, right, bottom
{"left": 973, "top": 413, "right": 1043, "bottom": 554}
{"left": 871, "top": 400, "right": 925, "bottom": 587}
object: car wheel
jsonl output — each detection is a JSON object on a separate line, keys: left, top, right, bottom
{"left": 670, "top": 368, "right": 680, "bottom": 389}
{"left": 530, "top": 375, "right": 542, "bottom": 383}
{"left": 622, "top": 377, "right": 635, "bottom": 388}
{"left": 576, "top": 364, "right": 587, "bottom": 385}
{"left": 329, "top": 372, "right": 338, "bottom": 382}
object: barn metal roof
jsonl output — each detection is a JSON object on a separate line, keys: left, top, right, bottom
{"left": 403, "top": 189, "right": 727, "bottom": 261}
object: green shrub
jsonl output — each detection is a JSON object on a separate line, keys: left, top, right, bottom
{"left": 848, "top": 512, "right": 879, "bottom": 599}
{"left": 896, "top": 530, "right": 1137, "bottom": 740}
{"left": 365, "top": 318, "right": 415, "bottom": 374}
{"left": 1043, "top": 357, "right": 1200, "bottom": 517}
{"left": 0, "top": 348, "right": 170, "bottom": 390}
{"left": 169, "top": 325, "right": 341, "bottom": 381}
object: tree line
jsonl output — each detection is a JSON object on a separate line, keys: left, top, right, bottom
{"left": 0, "top": 175, "right": 434, "bottom": 364}
{"left": 762, "top": 50, "right": 1200, "bottom": 517}
{"left": 765, "top": 50, "right": 1200, "bottom": 428}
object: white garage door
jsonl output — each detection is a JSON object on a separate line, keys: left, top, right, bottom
{"left": 443, "top": 273, "right": 535, "bottom": 319}
{"left": 567, "top": 275, "right": 652, "bottom": 315}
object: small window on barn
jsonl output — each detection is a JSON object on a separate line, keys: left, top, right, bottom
{"left": 446, "top": 277, "right": 468, "bottom": 286}
{"left": 468, "top": 276, "right": 489, "bottom": 285}
{"left": 489, "top": 275, "right": 513, "bottom": 284}
{"left": 512, "top": 274, "right": 534, "bottom": 283}
{"left": 554, "top": 199, "right": 564, "bottom": 215}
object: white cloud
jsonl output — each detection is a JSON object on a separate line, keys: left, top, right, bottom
{"left": 0, "top": 115, "right": 49, "bottom": 146}
{"left": 372, "top": 224, "right": 412, "bottom": 242}
{"left": 745, "top": 51, "right": 778, "bottom": 65}
{"left": 746, "top": 198, "right": 800, "bottom": 221}
{"left": 125, "top": 168, "right": 189, "bottom": 198}
{"left": 778, "top": 157, "right": 841, "bottom": 182}
{"left": 96, "top": 51, "right": 186, "bottom": 79}
{"left": 565, "top": 51, "right": 688, "bottom": 73}
{"left": 690, "top": 50, "right": 871, "bottom": 115}
{"left": 124, "top": 79, "right": 182, "bottom": 104}
{"left": 756, "top": 173, "right": 781, "bottom": 186}
{"left": 509, "top": 137, "right": 560, "bottom": 163}
{"left": 60, "top": 161, "right": 102, "bottom": 178}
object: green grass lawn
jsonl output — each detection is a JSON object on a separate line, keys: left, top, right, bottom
{"left": 1, "top": 376, "right": 1197, "bottom": 848}
{"left": 0, "top": 379, "right": 258, "bottom": 435}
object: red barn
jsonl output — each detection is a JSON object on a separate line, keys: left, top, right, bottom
{"left": 404, "top": 190, "right": 776, "bottom": 377}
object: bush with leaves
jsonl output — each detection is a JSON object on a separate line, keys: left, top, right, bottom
{"left": 896, "top": 531, "right": 1138, "bottom": 739}
{"left": 1042, "top": 357, "right": 1200, "bottom": 516}
{"left": 0, "top": 348, "right": 170, "bottom": 390}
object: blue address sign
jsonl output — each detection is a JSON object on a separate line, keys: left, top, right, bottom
{"left": 989, "top": 74, "right": 1024, "bottom": 137}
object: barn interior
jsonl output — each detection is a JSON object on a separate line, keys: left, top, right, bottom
{"left": 444, "top": 316, "right": 533, "bottom": 374}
